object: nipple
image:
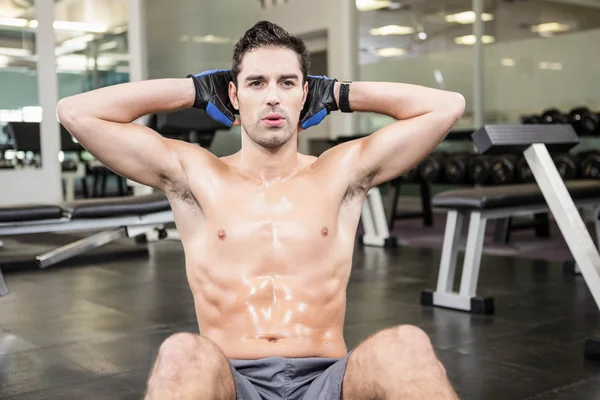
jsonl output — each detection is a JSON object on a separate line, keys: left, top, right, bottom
{"left": 218, "top": 229, "right": 226, "bottom": 240}
{"left": 321, "top": 227, "right": 328, "bottom": 237}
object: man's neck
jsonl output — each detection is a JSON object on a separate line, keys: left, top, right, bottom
{"left": 236, "top": 134, "right": 301, "bottom": 186}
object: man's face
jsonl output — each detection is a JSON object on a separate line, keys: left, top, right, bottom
{"left": 229, "top": 47, "right": 308, "bottom": 149}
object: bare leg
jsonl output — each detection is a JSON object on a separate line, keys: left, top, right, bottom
{"left": 144, "top": 332, "right": 236, "bottom": 400}
{"left": 342, "top": 325, "right": 459, "bottom": 400}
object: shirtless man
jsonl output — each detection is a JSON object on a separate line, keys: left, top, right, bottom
{"left": 57, "top": 20, "right": 464, "bottom": 400}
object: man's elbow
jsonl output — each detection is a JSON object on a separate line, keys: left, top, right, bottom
{"left": 56, "top": 97, "right": 82, "bottom": 128}
{"left": 446, "top": 92, "right": 466, "bottom": 120}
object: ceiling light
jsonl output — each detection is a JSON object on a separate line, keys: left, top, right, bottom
{"left": 501, "top": 58, "right": 516, "bottom": 67}
{"left": 375, "top": 47, "right": 406, "bottom": 57}
{"left": 0, "top": 17, "right": 28, "bottom": 27}
{"left": 445, "top": 11, "right": 494, "bottom": 24}
{"left": 454, "top": 35, "right": 495, "bottom": 45}
{"left": 369, "top": 25, "right": 415, "bottom": 36}
{"left": 0, "top": 17, "right": 106, "bottom": 33}
{"left": 53, "top": 21, "right": 107, "bottom": 33}
{"left": 99, "top": 41, "right": 118, "bottom": 52}
{"left": 539, "top": 61, "right": 562, "bottom": 70}
{"left": 418, "top": 32, "right": 427, "bottom": 40}
{"left": 0, "top": 55, "right": 9, "bottom": 67}
{"left": 193, "top": 35, "right": 231, "bottom": 44}
{"left": 531, "top": 22, "right": 570, "bottom": 33}
{"left": 356, "top": 0, "right": 392, "bottom": 11}
{"left": 55, "top": 34, "right": 96, "bottom": 56}
{"left": 0, "top": 47, "right": 30, "bottom": 57}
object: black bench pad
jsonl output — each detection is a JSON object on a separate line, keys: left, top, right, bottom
{"left": 62, "top": 193, "right": 171, "bottom": 219}
{"left": 433, "top": 180, "right": 600, "bottom": 211}
{"left": 0, "top": 205, "right": 64, "bottom": 223}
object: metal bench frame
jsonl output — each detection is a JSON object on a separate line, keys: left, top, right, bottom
{"left": 0, "top": 210, "right": 174, "bottom": 297}
{"left": 422, "top": 200, "right": 600, "bottom": 313}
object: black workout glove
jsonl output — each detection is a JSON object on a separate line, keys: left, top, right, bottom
{"left": 187, "top": 69, "right": 236, "bottom": 127}
{"left": 299, "top": 75, "right": 339, "bottom": 130}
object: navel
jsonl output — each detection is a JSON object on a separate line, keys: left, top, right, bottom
{"left": 321, "top": 227, "right": 329, "bottom": 237}
{"left": 218, "top": 229, "right": 227, "bottom": 240}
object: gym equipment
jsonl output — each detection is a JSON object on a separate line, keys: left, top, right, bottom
{"left": 388, "top": 180, "right": 433, "bottom": 229}
{"left": 418, "top": 152, "right": 448, "bottom": 183}
{"left": 401, "top": 166, "right": 420, "bottom": 183}
{"left": 490, "top": 154, "right": 518, "bottom": 184}
{"left": 541, "top": 108, "right": 568, "bottom": 124}
{"left": 422, "top": 123, "right": 600, "bottom": 359}
{"left": 553, "top": 153, "right": 581, "bottom": 180}
{"left": 6, "top": 122, "right": 42, "bottom": 168}
{"left": 516, "top": 156, "right": 535, "bottom": 182}
{"left": 568, "top": 107, "right": 600, "bottom": 136}
{"left": 153, "top": 108, "right": 224, "bottom": 147}
{"left": 0, "top": 193, "right": 173, "bottom": 296}
{"left": 581, "top": 150, "right": 600, "bottom": 179}
{"left": 444, "top": 152, "right": 474, "bottom": 184}
{"left": 468, "top": 155, "right": 494, "bottom": 185}
{"left": 361, "top": 187, "right": 397, "bottom": 248}
{"left": 521, "top": 115, "right": 542, "bottom": 124}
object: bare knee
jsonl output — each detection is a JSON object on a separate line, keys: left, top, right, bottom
{"left": 373, "top": 325, "right": 433, "bottom": 350}
{"left": 370, "top": 325, "right": 442, "bottom": 373}
{"left": 152, "top": 333, "right": 224, "bottom": 381}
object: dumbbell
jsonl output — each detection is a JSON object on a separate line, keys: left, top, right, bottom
{"left": 516, "top": 156, "right": 535, "bottom": 182}
{"left": 398, "top": 166, "right": 420, "bottom": 183}
{"left": 580, "top": 150, "right": 600, "bottom": 179}
{"left": 553, "top": 153, "right": 581, "bottom": 180}
{"left": 491, "top": 154, "right": 519, "bottom": 184}
{"left": 568, "top": 107, "right": 600, "bottom": 135}
{"left": 444, "top": 152, "right": 474, "bottom": 184}
{"left": 468, "top": 155, "right": 494, "bottom": 185}
{"left": 520, "top": 114, "right": 543, "bottom": 124}
{"left": 541, "top": 108, "right": 568, "bottom": 124}
{"left": 418, "top": 152, "right": 448, "bottom": 183}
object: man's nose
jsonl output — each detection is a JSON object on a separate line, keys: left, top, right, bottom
{"left": 265, "top": 83, "right": 280, "bottom": 107}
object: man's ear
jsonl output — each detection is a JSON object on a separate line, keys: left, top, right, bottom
{"left": 229, "top": 81, "right": 239, "bottom": 111}
{"left": 301, "top": 80, "right": 308, "bottom": 108}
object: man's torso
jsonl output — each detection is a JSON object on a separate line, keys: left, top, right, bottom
{"left": 164, "top": 144, "right": 366, "bottom": 359}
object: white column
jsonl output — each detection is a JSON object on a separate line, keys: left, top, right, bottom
{"left": 329, "top": 0, "right": 359, "bottom": 138}
{"left": 128, "top": 0, "right": 148, "bottom": 83}
{"left": 36, "top": 0, "right": 62, "bottom": 203}
{"left": 473, "top": 0, "right": 484, "bottom": 129}
{"left": 127, "top": 0, "right": 153, "bottom": 195}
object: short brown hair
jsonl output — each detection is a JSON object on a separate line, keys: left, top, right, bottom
{"left": 232, "top": 21, "right": 311, "bottom": 86}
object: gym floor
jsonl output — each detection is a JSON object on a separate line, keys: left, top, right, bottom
{"left": 1, "top": 232, "right": 600, "bottom": 399}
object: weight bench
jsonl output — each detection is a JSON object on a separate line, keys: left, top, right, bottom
{"left": 421, "top": 180, "right": 600, "bottom": 314}
{"left": 0, "top": 192, "right": 174, "bottom": 297}
{"left": 418, "top": 123, "right": 600, "bottom": 360}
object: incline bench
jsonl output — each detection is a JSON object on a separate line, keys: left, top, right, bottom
{"left": 0, "top": 192, "right": 173, "bottom": 297}
{"left": 421, "top": 180, "right": 600, "bottom": 314}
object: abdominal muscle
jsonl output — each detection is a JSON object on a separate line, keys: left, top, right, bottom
{"left": 189, "top": 264, "right": 350, "bottom": 360}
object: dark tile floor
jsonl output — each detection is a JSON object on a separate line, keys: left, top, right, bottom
{"left": 1, "top": 235, "right": 600, "bottom": 399}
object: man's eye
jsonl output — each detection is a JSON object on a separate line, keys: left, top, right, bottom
{"left": 283, "top": 81, "right": 295, "bottom": 86}
{"left": 250, "top": 81, "right": 262, "bottom": 87}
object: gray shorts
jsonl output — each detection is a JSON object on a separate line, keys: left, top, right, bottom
{"left": 228, "top": 349, "right": 354, "bottom": 400}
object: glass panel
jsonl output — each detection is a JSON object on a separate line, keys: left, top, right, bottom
{"left": 484, "top": 0, "right": 600, "bottom": 126}
{"left": 358, "top": 0, "right": 475, "bottom": 134}
{"left": 54, "top": 0, "right": 130, "bottom": 197}
{"left": 0, "top": 1, "right": 40, "bottom": 169}
{"left": 145, "top": 0, "right": 261, "bottom": 157}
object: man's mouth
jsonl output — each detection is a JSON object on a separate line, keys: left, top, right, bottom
{"left": 262, "top": 114, "right": 285, "bottom": 127}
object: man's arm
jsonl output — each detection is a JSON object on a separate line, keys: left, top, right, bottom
{"left": 57, "top": 79, "right": 196, "bottom": 192}
{"left": 333, "top": 81, "right": 465, "bottom": 190}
